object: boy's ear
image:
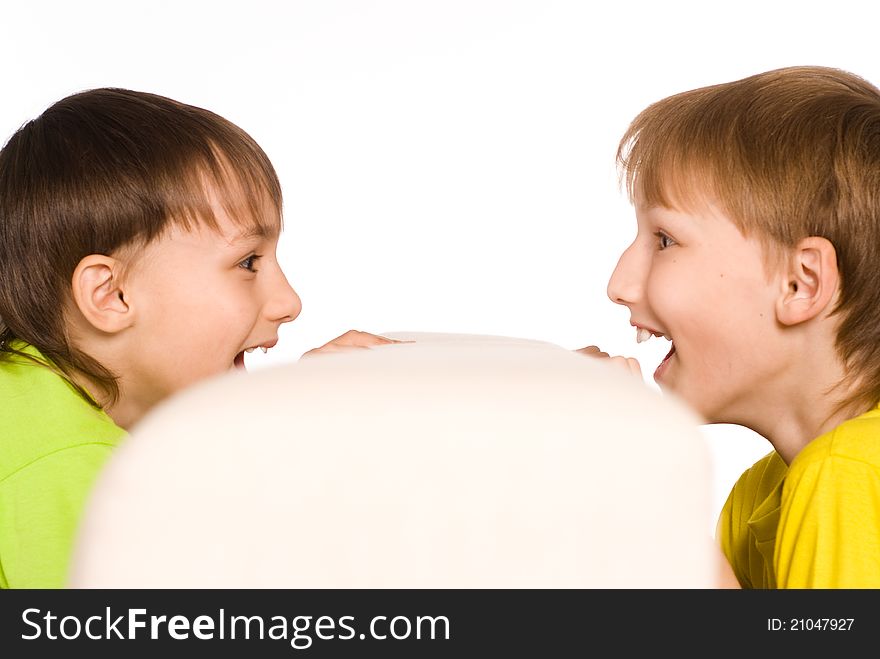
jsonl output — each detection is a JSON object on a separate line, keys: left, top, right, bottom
{"left": 775, "top": 237, "right": 839, "bottom": 327}
{"left": 71, "top": 255, "right": 133, "bottom": 333}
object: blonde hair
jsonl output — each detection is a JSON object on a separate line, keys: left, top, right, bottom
{"left": 617, "top": 66, "right": 880, "bottom": 415}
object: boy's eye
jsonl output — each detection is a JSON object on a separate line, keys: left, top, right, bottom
{"left": 239, "top": 254, "right": 262, "bottom": 273}
{"left": 653, "top": 231, "right": 676, "bottom": 250}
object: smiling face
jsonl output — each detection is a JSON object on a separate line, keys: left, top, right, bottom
{"left": 607, "top": 197, "right": 790, "bottom": 423}
{"left": 117, "top": 187, "right": 302, "bottom": 414}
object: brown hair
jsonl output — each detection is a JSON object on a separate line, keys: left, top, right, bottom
{"left": 0, "top": 88, "right": 283, "bottom": 406}
{"left": 617, "top": 66, "right": 880, "bottom": 416}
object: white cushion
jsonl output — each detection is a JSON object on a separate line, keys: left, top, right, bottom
{"left": 70, "top": 332, "right": 716, "bottom": 587}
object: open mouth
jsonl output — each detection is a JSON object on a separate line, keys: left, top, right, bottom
{"left": 636, "top": 326, "right": 671, "bottom": 345}
{"left": 634, "top": 324, "right": 675, "bottom": 381}
{"left": 653, "top": 341, "right": 676, "bottom": 382}
{"left": 233, "top": 342, "right": 276, "bottom": 371}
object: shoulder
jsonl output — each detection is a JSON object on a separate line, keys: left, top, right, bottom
{"left": 774, "top": 407, "right": 880, "bottom": 587}
{"left": 0, "top": 346, "right": 125, "bottom": 482}
{"left": 789, "top": 405, "right": 880, "bottom": 480}
{"left": 782, "top": 405, "right": 880, "bottom": 510}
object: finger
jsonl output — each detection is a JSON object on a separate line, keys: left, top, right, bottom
{"left": 374, "top": 335, "right": 415, "bottom": 344}
{"left": 332, "top": 330, "right": 403, "bottom": 348}
{"left": 300, "top": 344, "right": 371, "bottom": 359}
{"left": 626, "top": 357, "right": 643, "bottom": 377}
{"left": 606, "top": 355, "right": 642, "bottom": 378}
{"left": 575, "top": 346, "right": 610, "bottom": 359}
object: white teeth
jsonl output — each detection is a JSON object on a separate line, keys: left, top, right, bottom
{"left": 245, "top": 348, "right": 255, "bottom": 353}
{"left": 636, "top": 327, "right": 652, "bottom": 344}
{"left": 260, "top": 346, "right": 268, "bottom": 354}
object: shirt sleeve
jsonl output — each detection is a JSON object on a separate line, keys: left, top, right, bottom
{"left": 775, "top": 454, "right": 880, "bottom": 588}
{"left": 0, "top": 443, "right": 115, "bottom": 588}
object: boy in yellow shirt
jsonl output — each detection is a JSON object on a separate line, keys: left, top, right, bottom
{"left": 0, "top": 88, "right": 391, "bottom": 588}
{"left": 600, "top": 66, "right": 880, "bottom": 587}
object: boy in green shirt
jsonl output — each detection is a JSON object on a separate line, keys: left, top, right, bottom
{"left": 0, "top": 88, "right": 391, "bottom": 588}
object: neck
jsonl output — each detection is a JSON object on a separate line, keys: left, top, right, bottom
{"left": 752, "top": 393, "right": 868, "bottom": 465}
{"left": 101, "top": 390, "right": 149, "bottom": 431}
{"left": 70, "top": 370, "right": 147, "bottom": 431}
{"left": 66, "top": 317, "right": 153, "bottom": 431}
{"left": 731, "top": 349, "right": 868, "bottom": 465}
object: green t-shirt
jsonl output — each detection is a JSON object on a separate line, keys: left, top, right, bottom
{"left": 0, "top": 343, "right": 125, "bottom": 588}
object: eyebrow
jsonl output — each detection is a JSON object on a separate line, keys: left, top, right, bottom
{"left": 230, "top": 223, "right": 280, "bottom": 242}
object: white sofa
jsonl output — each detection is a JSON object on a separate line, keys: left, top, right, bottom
{"left": 69, "top": 332, "right": 717, "bottom": 588}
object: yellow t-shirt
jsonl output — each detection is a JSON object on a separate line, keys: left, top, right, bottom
{"left": 717, "top": 402, "right": 880, "bottom": 588}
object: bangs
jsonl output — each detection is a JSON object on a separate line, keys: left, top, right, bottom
{"left": 617, "top": 121, "right": 788, "bottom": 275}
{"left": 620, "top": 146, "right": 720, "bottom": 217}
{"left": 158, "top": 141, "right": 283, "bottom": 241}
{"left": 616, "top": 87, "right": 732, "bottom": 218}
{"left": 615, "top": 83, "right": 781, "bottom": 250}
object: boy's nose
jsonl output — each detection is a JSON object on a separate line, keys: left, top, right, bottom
{"left": 606, "top": 245, "right": 642, "bottom": 308}
{"left": 268, "top": 270, "right": 303, "bottom": 323}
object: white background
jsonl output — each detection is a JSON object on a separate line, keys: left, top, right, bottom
{"left": 3, "top": 0, "right": 876, "bottom": 529}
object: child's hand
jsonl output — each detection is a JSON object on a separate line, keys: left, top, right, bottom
{"left": 574, "top": 345, "right": 642, "bottom": 379}
{"left": 301, "top": 330, "right": 406, "bottom": 359}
